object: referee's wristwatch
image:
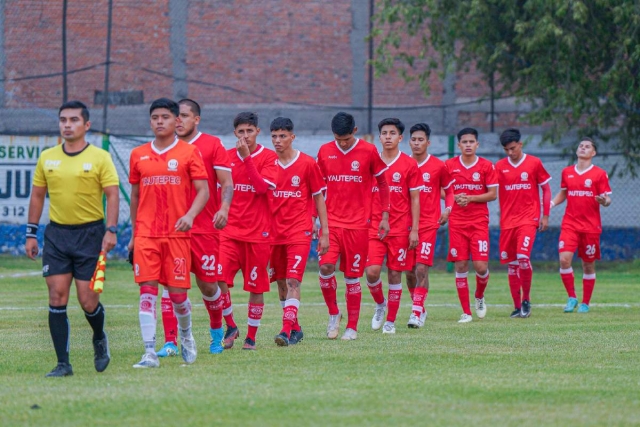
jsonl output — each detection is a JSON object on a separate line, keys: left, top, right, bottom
{"left": 106, "top": 226, "right": 118, "bottom": 234}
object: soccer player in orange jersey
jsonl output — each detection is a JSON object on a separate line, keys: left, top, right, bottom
{"left": 405, "top": 123, "right": 454, "bottom": 328}
{"left": 128, "top": 98, "right": 209, "bottom": 368}
{"left": 445, "top": 128, "right": 498, "bottom": 323}
{"left": 269, "top": 117, "right": 329, "bottom": 346}
{"left": 316, "top": 112, "right": 390, "bottom": 341}
{"left": 496, "top": 128, "right": 552, "bottom": 318}
{"left": 218, "top": 112, "right": 278, "bottom": 350}
{"left": 551, "top": 138, "right": 611, "bottom": 313}
{"left": 365, "top": 118, "right": 422, "bottom": 335}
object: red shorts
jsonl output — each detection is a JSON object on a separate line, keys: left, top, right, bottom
{"left": 558, "top": 229, "right": 601, "bottom": 262}
{"left": 269, "top": 242, "right": 312, "bottom": 282}
{"left": 318, "top": 227, "right": 368, "bottom": 277}
{"left": 499, "top": 225, "right": 537, "bottom": 264}
{"left": 219, "top": 237, "right": 271, "bottom": 293}
{"left": 190, "top": 233, "right": 221, "bottom": 282}
{"left": 447, "top": 223, "right": 490, "bottom": 262}
{"left": 133, "top": 236, "right": 191, "bottom": 288}
{"left": 415, "top": 227, "right": 438, "bottom": 267}
{"left": 365, "top": 235, "right": 415, "bottom": 271}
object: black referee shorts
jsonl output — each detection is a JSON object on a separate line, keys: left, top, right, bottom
{"left": 43, "top": 220, "right": 105, "bottom": 281}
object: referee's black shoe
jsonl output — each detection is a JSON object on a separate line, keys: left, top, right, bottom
{"left": 520, "top": 300, "right": 532, "bottom": 318}
{"left": 46, "top": 362, "right": 73, "bottom": 377}
{"left": 93, "top": 333, "right": 111, "bottom": 372}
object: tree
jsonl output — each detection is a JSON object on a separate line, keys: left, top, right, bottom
{"left": 373, "top": 0, "right": 640, "bottom": 176}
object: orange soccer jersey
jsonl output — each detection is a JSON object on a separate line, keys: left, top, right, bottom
{"left": 129, "top": 138, "right": 208, "bottom": 238}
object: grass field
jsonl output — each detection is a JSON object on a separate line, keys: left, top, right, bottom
{"left": 1, "top": 255, "right": 639, "bottom": 426}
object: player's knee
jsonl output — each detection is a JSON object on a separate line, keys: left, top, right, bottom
{"left": 387, "top": 270, "right": 402, "bottom": 284}
{"left": 319, "top": 264, "right": 335, "bottom": 276}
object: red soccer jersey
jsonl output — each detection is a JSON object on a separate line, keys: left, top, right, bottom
{"left": 224, "top": 144, "right": 278, "bottom": 242}
{"left": 189, "top": 132, "right": 232, "bottom": 234}
{"left": 416, "top": 154, "right": 454, "bottom": 230}
{"left": 129, "top": 139, "right": 208, "bottom": 238}
{"left": 445, "top": 155, "right": 498, "bottom": 227}
{"left": 370, "top": 152, "right": 423, "bottom": 237}
{"left": 496, "top": 154, "right": 551, "bottom": 230}
{"left": 560, "top": 164, "right": 611, "bottom": 234}
{"left": 270, "top": 150, "right": 326, "bottom": 244}
{"left": 316, "top": 139, "right": 388, "bottom": 229}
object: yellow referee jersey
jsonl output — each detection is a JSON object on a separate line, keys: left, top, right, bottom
{"left": 33, "top": 143, "right": 119, "bottom": 225}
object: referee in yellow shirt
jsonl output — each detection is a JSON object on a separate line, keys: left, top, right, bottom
{"left": 25, "top": 101, "right": 120, "bottom": 377}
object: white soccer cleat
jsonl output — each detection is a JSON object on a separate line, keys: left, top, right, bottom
{"left": 180, "top": 334, "right": 197, "bottom": 365}
{"left": 420, "top": 310, "right": 427, "bottom": 325}
{"left": 371, "top": 300, "right": 386, "bottom": 330}
{"left": 458, "top": 313, "right": 473, "bottom": 323}
{"left": 341, "top": 328, "right": 358, "bottom": 340}
{"left": 326, "top": 312, "right": 342, "bottom": 339}
{"left": 408, "top": 310, "right": 427, "bottom": 329}
{"left": 475, "top": 297, "right": 487, "bottom": 319}
{"left": 382, "top": 321, "right": 396, "bottom": 334}
{"left": 133, "top": 352, "right": 160, "bottom": 368}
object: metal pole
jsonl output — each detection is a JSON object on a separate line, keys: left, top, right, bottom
{"left": 367, "top": 0, "right": 374, "bottom": 135}
{"left": 102, "top": 0, "right": 114, "bottom": 134}
{"left": 489, "top": 71, "right": 495, "bottom": 133}
{"left": 62, "top": 0, "right": 68, "bottom": 103}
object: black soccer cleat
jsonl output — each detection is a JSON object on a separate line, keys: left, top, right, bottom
{"left": 223, "top": 326, "right": 240, "bottom": 349}
{"left": 510, "top": 308, "right": 522, "bottom": 318}
{"left": 289, "top": 327, "right": 304, "bottom": 345}
{"left": 520, "top": 300, "right": 531, "bottom": 318}
{"left": 274, "top": 332, "right": 290, "bottom": 347}
{"left": 242, "top": 337, "right": 256, "bottom": 351}
{"left": 46, "top": 362, "right": 74, "bottom": 378}
{"left": 93, "top": 333, "right": 111, "bottom": 372}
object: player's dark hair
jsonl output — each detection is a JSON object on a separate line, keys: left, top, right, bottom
{"left": 178, "top": 98, "right": 201, "bottom": 117}
{"left": 499, "top": 128, "right": 521, "bottom": 147}
{"left": 410, "top": 123, "right": 431, "bottom": 138}
{"left": 457, "top": 127, "right": 478, "bottom": 141}
{"left": 378, "top": 117, "right": 405, "bottom": 135}
{"left": 331, "top": 112, "right": 356, "bottom": 136}
{"left": 150, "top": 98, "right": 179, "bottom": 117}
{"left": 234, "top": 112, "right": 259, "bottom": 129}
{"left": 59, "top": 100, "right": 90, "bottom": 123}
{"left": 270, "top": 117, "right": 294, "bottom": 132}
{"left": 580, "top": 137, "right": 597, "bottom": 152}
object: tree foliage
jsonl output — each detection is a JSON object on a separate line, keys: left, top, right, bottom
{"left": 373, "top": 0, "right": 640, "bottom": 175}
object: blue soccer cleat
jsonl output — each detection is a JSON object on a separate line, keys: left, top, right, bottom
{"left": 563, "top": 297, "right": 578, "bottom": 313}
{"left": 209, "top": 328, "right": 224, "bottom": 354}
{"left": 577, "top": 303, "right": 590, "bottom": 313}
{"left": 156, "top": 342, "right": 179, "bottom": 358}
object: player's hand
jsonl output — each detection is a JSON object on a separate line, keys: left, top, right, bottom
{"left": 175, "top": 214, "right": 194, "bottom": 232}
{"left": 25, "top": 238, "right": 39, "bottom": 260}
{"left": 455, "top": 193, "right": 469, "bottom": 207}
{"left": 312, "top": 217, "right": 319, "bottom": 240}
{"left": 213, "top": 207, "right": 229, "bottom": 230}
{"left": 236, "top": 137, "right": 250, "bottom": 159}
{"left": 438, "top": 209, "right": 450, "bottom": 226}
{"left": 408, "top": 230, "right": 419, "bottom": 250}
{"left": 378, "top": 218, "right": 390, "bottom": 240}
{"left": 539, "top": 215, "right": 549, "bottom": 232}
{"left": 102, "top": 231, "right": 117, "bottom": 253}
{"left": 595, "top": 194, "right": 610, "bottom": 207}
{"left": 318, "top": 234, "right": 329, "bottom": 256}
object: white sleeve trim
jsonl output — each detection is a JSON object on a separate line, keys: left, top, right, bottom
{"left": 312, "top": 186, "right": 327, "bottom": 196}
{"left": 374, "top": 166, "right": 389, "bottom": 177}
{"left": 264, "top": 179, "right": 276, "bottom": 189}
{"left": 409, "top": 185, "right": 425, "bottom": 191}
{"left": 214, "top": 166, "right": 232, "bottom": 172}
{"left": 487, "top": 184, "right": 499, "bottom": 188}
{"left": 538, "top": 177, "right": 552, "bottom": 186}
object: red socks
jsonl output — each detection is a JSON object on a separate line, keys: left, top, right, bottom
{"left": 202, "top": 287, "right": 223, "bottom": 330}
{"left": 582, "top": 274, "right": 596, "bottom": 305}
{"left": 411, "top": 287, "right": 427, "bottom": 317}
{"left": 560, "top": 267, "right": 576, "bottom": 298}
{"left": 221, "top": 290, "right": 237, "bottom": 329}
{"left": 455, "top": 272, "right": 471, "bottom": 315}
{"left": 247, "top": 303, "right": 264, "bottom": 341}
{"left": 518, "top": 257, "right": 532, "bottom": 301}
{"left": 475, "top": 270, "right": 489, "bottom": 299}
{"left": 507, "top": 262, "right": 521, "bottom": 309}
{"left": 367, "top": 278, "right": 385, "bottom": 305}
{"left": 386, "top": 283, "right": 402, "bottom": 322}
{"left": 160, "top": 288, "right": 177, "bottom": 345}
{"left": 319, "top": 273, "right": 340, "bottom": 316}
{"left": 282, "top": 299, "right": 300, "bottom": 337}
{"left": 345, "top": 278, "right": 361, "bottom": 330}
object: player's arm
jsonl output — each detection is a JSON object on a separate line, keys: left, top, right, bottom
{"left": 595, "top": 193, "right": 612, "bottom": 207}
{"left": 409, "top": 189, "right": 420, "bottom": 250}
{"left": 25, "top": 185, "right": 47, "bottom": 260}
{"left": 539, "top": 183, "right": 551, "bottom": 231}
{"left": 313, "top": 192, "right": 330, "bottom": 255}
{"left": 550, "top": 188, "right": 567, "bottom": 209}
{"left": 439, "top": 186, "right": 454, "bottom": 225}
{"left": 466, "top": 185, "right": 497, "bottom": 204}
{"left": 375, "top": 173, "right": 390, "bottom": 239}
{"left": 102, "top": 185, "right": 119, "bottom": 252}
{"left": 127, "top": 184, "right": 140, "bottom": 251}
{"left": 213, "top": 169, "right": 233, "bottom": 229}
{"left": 176, "top": 179, "right": 209, "bottom": 232}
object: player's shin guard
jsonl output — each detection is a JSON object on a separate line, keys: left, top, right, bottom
{"left": 139, "top": 286, "right": 158, "bottom": 354}
{"left": 282, "top": 299, "right": 300, "bottom": 336}
{"left": 221, "top": 290, "right": 237, "bottom": 329}
{"left": 202, "top": 287, "right": 223, "bottom": 330}
{"left": 345, "top": 278, "right": 362, "bottom": 330}
{"left": 518, "top": 256, "right": 533, "bottom": 301}
{"left": 319, "top": 272, "right": 339, "bottom": 316}
{"left": 247, "top": 303, "right": 264, "bottom": 341}
{"left": 507, "top": 262, "right": 522, "bottom": 309}
{"left": 386, "top": 283, "right": 403, "bottom": 322}
{"left": 412, "top": 287, "right": 427, "bottom": 317}
{"left": 49, "top": 305, "right": 70, "bottom": 364}
{"left": 161, "top": 288, "right": 178, "bottom": 345}
{"left": 169, "top": 293, "right": 192, "bottom": 337}
{"left": 475, "top": 270, "right": 489, "bottom": 299}
{"left": 560, "top": 267, "right": 576, "bottom": 298}
{"left": 455, "top": 272, "right": 472, "bottom": 315}
{"left": 582, "top": 273, "right": 596, "bottom": 305}
{"left": 367, "top": 278, "right": 385, "bottom": 305}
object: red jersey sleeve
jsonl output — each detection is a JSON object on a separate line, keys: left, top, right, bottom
{"left": 370, "top": 148, "right": 388, "bottom": 177}
{"left": 308, "top": 162, "right": 327, "bottom": 195}
{"left": 260, "top": 156, "right": 278, "bottom": 189}
{"left": 212, "top": 142, "right": 232, "bottom": 172}
{"left": 536, "top": 159, "right": 552, "bottom": 186}
{"left": 597, "top": 170, "right": 612, "bottom": 196}
{"left": 485, "top": 161, "right": 499, "bottom": 187}
{"left": 129, "top": 149, "right": 141, "bottom": 184}
{"left": 407, "top": 162, "right": 423, "bottom": 191}
{"left": 560, "top": 168, "right": 568, "bottom": 189}
{"left": 189, "top": 147, "right": 208, "bottom": 181}
{"left": 440, "top": 164, "right": 454, "bottom": 189}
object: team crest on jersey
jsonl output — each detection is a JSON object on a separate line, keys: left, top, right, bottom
{"left": 584, "top": 179, "right": 592, "bottom": 188}
{"left": 423, "top": 172, "right": 430, "bottom": 182}
{"left": 501, "top": 251, "right": 508, "bottom": 260}
{"left": 140, "top": 155, "right": 150, "bottom": 161}
{"left": 520, "top": 172, "right": 528, "bottom": 181}
{"left": 83, "top": 163, "right": 92, "bottom": 172}
{"left": 351, "top": 161, "right": 360, "bottom": 171}
{"left": 168, "top": 159, "right": 178, "bottom": 171}
{"left": 392, "top": 172, "right": 401, "bottom": 182}
{"left": 262, "top": 231, "right": 269, "bottom": 238}
{"left": 291, "top": 175, "right": 300, "bottom": 187}
{"left": 472, "top": 172, "right": 481, "bottom": 181}
{"left": 450, "top": 248, "right": 458, "bottom": 257}
{"left": 559, "top": 241, "right": 565, "bottom": 249}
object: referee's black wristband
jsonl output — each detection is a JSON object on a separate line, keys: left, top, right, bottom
{"left": 26, "top": 223, "right": 39, "bottom": 239}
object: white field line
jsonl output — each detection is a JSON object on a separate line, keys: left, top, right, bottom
{"left": 0, "top": 302, "right": 637, "bottom": 311}
{"left": 0, "top": 271, "right": 41, "bottom": 279}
